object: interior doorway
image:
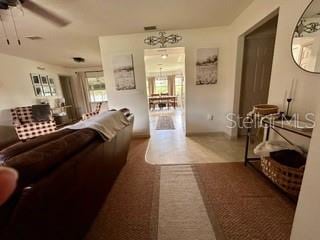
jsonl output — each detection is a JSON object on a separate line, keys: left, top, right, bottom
{"left": 58, "top": 75, "right": 77, "bottom": 125}
{"left": 144, "top": 47, "right": 186, "bottom": 135}
{"left": 238, "top": 15, "right": 278, "bottom": 135}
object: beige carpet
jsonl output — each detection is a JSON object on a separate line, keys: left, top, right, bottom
{"left": 158, "top": 165, "right": 216, "bottom": 240}
{"left": 85, "top": 139, "right": 160, "bottom": 240}
{"left": 156, "top": 116, "right": 175, "bottom": 130}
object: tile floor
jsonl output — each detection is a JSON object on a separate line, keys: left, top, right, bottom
{"left": 146, "top": 108, "right": 247, "bottom": 165}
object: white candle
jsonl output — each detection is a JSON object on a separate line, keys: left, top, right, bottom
{"left": 289, "top": 78, "right": 295, "bottom": 99}
{"left": 293, "top": 78, "right": 297, "bottom": 99}
{"left": 283, "top": 90, "right": 288, "bottom": 111}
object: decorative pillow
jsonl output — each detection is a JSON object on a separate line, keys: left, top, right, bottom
{"left": 32, "top": 105, "right": 51, "bottom": 122}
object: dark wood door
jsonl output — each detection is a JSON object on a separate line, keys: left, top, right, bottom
{"left": 239, "top": 16, "right": 278, "bottom": 135}
{"left": 59, "top": 76, "right": 77, "bottom": 121}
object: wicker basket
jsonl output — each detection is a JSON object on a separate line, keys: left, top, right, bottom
{"left": 261, "top": 157, "right": 305, "bottom": 197}
{"left": 253, "top": 104, "right": 279, "bottom": 115}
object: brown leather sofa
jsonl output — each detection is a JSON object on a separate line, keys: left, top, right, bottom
{"left": 0, "top": 112, "right": 134, "bottom": 240}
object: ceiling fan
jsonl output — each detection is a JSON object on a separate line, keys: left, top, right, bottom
{"left": 0, "top": 0, "right": 70, "bottom": 27}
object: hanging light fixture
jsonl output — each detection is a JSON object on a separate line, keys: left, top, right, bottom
{"left": 144, "top": 32, "right": 182, "bottom": 48}
{"left": 161, "top": 54, "right": 168, "bottom": 59}
{"left": 157, "top": 67, "right": 167, "bottom": 81}
{"left": 294, "top": 18, "right": 320, "bottom": 37}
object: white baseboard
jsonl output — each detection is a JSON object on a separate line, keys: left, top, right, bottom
{"left": 186, "top": 131, "right": 225, "bottom": 137}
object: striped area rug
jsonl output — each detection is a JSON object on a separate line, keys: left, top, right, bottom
{"left": 156, "top": 116, "right": 175, "bottom": 130}
{"left": 158, "top": 165, "right": 216, "bottom": 240}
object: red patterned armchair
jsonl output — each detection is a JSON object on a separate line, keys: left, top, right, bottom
{"left": 11, "top": 106, "right": 57, "bottom": 141}
{"left": 82, "top": 102, "right": 103, "bottom": 120}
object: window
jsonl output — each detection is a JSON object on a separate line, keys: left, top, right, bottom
{"left": 154, "top": 77, "right": 168, "bottom": 94}
{"left": 86, "top": 72, "right": 107, "bottom": 102}
{"left": 175, "top": 76, "right": 184, "bottom": 96}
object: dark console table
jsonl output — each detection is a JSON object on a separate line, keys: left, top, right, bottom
{"left": 244, "top": 118, "right": 312, "bottom": 167}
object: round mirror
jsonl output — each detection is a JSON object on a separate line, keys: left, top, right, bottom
{"left": 292, "top": 0, "right": 320, "bottom": 73}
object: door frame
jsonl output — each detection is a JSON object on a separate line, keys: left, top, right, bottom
{"left": 143, "top": 47, "right": 187, "bottom": 136}
{"left": 231, "top": 9, "right": 279, "bottom": 138}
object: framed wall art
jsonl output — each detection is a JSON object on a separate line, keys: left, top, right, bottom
{"left": 112, "top": 54, "right": 136, "bottom": 91}
{"left": 30, "top": 73, "right": 57, "bottom": 97}
{"left": 40, "top": 75, "right": 49, "bottom": 85}
{"left": 31, "top": 73, "right": 41, "bottom": 85}
{"left": 42, "top": 86, "right": 52, "bottom": 96}
{"left": 196, "top": 48, "right": 219, "bottom": 85}
{"left": 33, "top": 85, "right": 43, "bottom": 97}
{"left": 49, "top": 77, "right": 55, "bottom": 85}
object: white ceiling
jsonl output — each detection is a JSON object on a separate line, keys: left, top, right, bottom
{"left": 0, "top": 0, "right": 254, "bottom": 68}
{"left": 304, "top": 0, "right": 320, "bottom": 18}
{"left": 144, "top": 47, "right": 185, "bottom": 75}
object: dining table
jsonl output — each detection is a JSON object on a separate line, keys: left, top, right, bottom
{"left": 148, "top": 95, "right": 178, "bottom": 109}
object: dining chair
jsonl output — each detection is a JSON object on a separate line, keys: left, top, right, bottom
{"left": 82, "top": 102, "right": 103, "bottom": 120}
{"left": 150, "top": 94, "right": 160, "bottom": 110}
{"left": 160, "top": 93, "right": 170, "bottom": 109}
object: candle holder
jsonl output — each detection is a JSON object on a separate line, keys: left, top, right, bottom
{"left": 286, "top": 98, "right": 293, "bottom": 119}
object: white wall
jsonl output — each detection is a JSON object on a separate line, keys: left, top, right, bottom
{"left": 0, "top": 53, "right": 72, "bottom": 125}
{"left": 99, "top": 34, "right": 150, "bottom": 136}
{"left": 99, "top": 27, "right": 233, "bottom": 136}
{"left": 183, "top": 28, "right": 233, "bottom": 134}
{"left": 99, "top": 0, "right": 319, "bottom": 138}
{"left": 230, "top": 0, "right": 320, "bottom": 134}
{"left": 229, "top": 1, "right": 320, "bottom": 239}
{"left": 291, "top": 108, "right": 320, "bottom": 240}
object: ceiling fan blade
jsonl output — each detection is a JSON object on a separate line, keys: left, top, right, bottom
{"left": 7, "top": 0, "right": 18, "bottom": 6}
{"left": 0, "top": 2, "right": 9, "bottom": 9}
{"left": 22, "top": 0, "right": 70, "bottom": 27}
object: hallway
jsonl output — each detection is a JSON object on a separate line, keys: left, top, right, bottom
{"left": 146, "top": 109, "right": 246, "bottom": 165}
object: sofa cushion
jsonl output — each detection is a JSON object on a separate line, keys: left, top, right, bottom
{"left": 0, "top": 129, "right": 75, "bottom": 163}
{"left": 2, "top": 129, "right": 99, "bottom": 187}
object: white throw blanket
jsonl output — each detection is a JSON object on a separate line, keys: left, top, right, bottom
{"left": 65, "top": 111, "right": 130, "bottom": 141}
{"left": 254, "top": 140, "right": 304, "bottom": 157}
